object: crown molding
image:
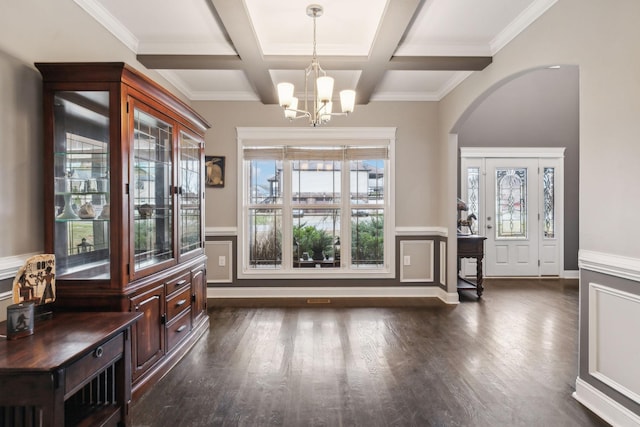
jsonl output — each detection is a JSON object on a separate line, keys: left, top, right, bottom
{"left": 490, "top": 0, "right": 559, "bottom": 54}
{"left": 73, "top": 0, "right": 139, "bottom": 52}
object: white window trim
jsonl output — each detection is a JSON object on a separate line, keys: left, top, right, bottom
{"left": 236, "top": 127, "right": 396, "bottom": 279}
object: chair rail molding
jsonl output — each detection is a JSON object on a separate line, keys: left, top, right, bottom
{"left": 205, "top": 227, "right": 238, "bottom": 237}
{"left": 579, "top": 249, "right": 640, "bottom": 282}
{"left": 0, "top": 252, "right": 43, "bottom": 281}
{"left": 395, "top": 226, "right": 448, "bottom": 237}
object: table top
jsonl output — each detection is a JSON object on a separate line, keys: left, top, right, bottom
{"left": 0, "top": 312, "right": 141, "bottom": 372}
{"left": 457, "top": 234, "right": 487, "bottom": 241}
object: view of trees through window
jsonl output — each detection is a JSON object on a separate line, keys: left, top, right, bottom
{"left": 244, "top": 146, "right": 387, "bottom": 272}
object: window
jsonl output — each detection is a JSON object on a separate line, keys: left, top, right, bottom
{"left": 238, "top": 128, "right": 395, "bottom": 278}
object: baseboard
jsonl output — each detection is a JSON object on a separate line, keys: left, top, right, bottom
{"left": 563, "top": 270, "right": 579, "bottom": 279}
{"left": 573, "top": 377, "right": 640, "bottom": 426}
{"left": 207, "top": 286, "right": 459, "bottom": 305}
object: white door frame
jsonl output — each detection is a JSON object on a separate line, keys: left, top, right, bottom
{"left": 460, "top": 147, "right": 565, "bottom": 277}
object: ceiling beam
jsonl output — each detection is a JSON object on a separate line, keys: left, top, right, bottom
{"left": 137, "top": 55, "right": 243, "bottom": 70}
{"left": 389, "top": 56, "right": 492, "bottom": 71}
{"left": 208, "top": 0, "right": 277, "bottom": 104}
{"left": 355, "top": 0, "right": 425, "bottom": 104}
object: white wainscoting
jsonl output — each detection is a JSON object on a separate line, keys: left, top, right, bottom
{"left": 400, "top": 240, "right": 433, "bottom": 283}
{"left": 205, "top": 241, "right": 233, "bottom": 283}
{"left": 576, "top": 249, "right": 640, "bottom": 425}
{"left": 588, "top": 283, "right": 640, "bottom": 404}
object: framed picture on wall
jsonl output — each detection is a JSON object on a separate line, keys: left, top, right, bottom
{"left": 205, "top": 156, "right": 225, "bottom": 188}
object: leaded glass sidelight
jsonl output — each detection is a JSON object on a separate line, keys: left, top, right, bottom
{"left": 466, "top": 167, "right": 480, "bottom": 221}
{"left": 543, "top": 167, "right": 555, "bottom": 238}
{"left": 496, "top": 168, "right": 527, "bottom": 239}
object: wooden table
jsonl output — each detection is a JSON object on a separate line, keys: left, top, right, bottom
{"left": 457, "top": 235, "right": 487, "bottom": 298}
{"left": 0, "top": 312, "right": 141, "bottom": 426}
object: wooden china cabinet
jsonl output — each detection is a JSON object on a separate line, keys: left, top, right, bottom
{"left": 36, "top": 62, "right": 210, "bottom": 398}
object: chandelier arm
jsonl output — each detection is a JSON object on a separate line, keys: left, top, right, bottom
{"left": 283, "top": 108, "right": 312, "bottom": 120}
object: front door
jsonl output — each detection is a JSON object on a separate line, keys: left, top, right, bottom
{"left": 485, "top": 158, "right": 539, "bottom": 276}
{"left": 460, "top": 148, "right": 564, "bottom": 278}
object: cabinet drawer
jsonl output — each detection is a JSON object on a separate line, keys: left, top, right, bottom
{"left": 167, "top": 309, "right": 192, "bottom": 351}
{"left": 166, "top": 270, "right": 191, "bottom": 296}
{"left": 166, "top": 285, "right": 192, "bottom": 322}
{"left": 65, "top": 333, "right": 124, "bottom": 397}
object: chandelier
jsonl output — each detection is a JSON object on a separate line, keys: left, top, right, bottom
{"left": 277, "top": 4, "right": 356, "bottom": 127}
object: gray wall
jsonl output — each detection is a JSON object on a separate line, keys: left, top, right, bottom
{"left": 0, "top": 50, "right": 43, "bottom": 258}
{"left": 457, "top": 66, "right": 579, "bottom": 270}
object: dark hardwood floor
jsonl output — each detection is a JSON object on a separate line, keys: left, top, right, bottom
{"left": 130, "top": 279, "right": 609, "bottom": 426}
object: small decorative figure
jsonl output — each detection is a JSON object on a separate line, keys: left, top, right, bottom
{"left": 78, "top": 202, "right": 96, "bottom": 219}
{"left": 458, "top": 213, "right": 477, "bottom": 235}
{"left": 138, "top": 203, "right": 154, "bottom": 219}
{"left": 77, "top": 238, "right": 94, "bottom": 253}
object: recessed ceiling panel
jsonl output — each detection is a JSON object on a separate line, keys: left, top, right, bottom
{"left": 397, "top": 0, "right": 537, "bottom": 56}
{"left": 96, "top": 0, "right": 235, "bottom": 54}
{"left": 372, "top": 70, "right": 472, "bottom": 101}
{"left": 159, "top": 70, "right": 259, "bottom": 101}
{"left": 244, "top": 0, "right": 388, "bottom": 56}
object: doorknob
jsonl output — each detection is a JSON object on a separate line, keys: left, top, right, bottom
{"left": 487, "top": 224, "right": 493, "bottom": 229}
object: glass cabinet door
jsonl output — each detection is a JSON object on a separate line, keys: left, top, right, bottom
{"left": 178, "top": 131, "right": 203, "bottom": 256}
{"left": 53, "top": 91, "right": 111, "bottom": 279}
{"left": 132, "top": 107, "right": 174, "bottom": 273}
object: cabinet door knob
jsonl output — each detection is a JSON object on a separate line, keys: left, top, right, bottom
{"left": 94, "top": 346, "right": 104, "bottom": 358}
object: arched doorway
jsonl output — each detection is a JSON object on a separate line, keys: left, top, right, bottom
{"left": 450, "top": 65, "right": 579, "bottom": 281}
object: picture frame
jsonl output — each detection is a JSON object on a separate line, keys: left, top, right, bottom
{"left": 205, "top": 156, "right": 225, "bottom": 188}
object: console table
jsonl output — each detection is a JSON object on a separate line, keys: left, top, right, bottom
{"left": 0, "top": 312, "right": 141, "bottom": 426}
{"left": 457, "top": 235, "right": 487, "bottom": 298}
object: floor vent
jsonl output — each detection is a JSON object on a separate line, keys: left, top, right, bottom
{"left": 306, "top": 298, "right": 331, "bottom": 304}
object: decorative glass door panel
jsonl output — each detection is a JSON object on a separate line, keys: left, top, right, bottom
{"left": 53, "top": 91, "right": 110, "bottom": 279}
{"left": 178, "top": 131, "right": 203, "bottom": 255}
{"left": 132, "top": 107, "right": 173, "bottom": 272}
{"left": 495, "top": 168, "right": 527, "bottom": 239}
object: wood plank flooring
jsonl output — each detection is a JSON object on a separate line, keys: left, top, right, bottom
{"left": 130, "top": 279, "right": 609, "bottom": 426}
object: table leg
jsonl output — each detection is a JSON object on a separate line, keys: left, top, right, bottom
{"left": 476, "top": 255, "right": 484, "bottom": 298}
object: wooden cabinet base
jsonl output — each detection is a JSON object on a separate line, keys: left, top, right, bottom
{"left": 131, "top": 313, "right": 209, "bottom": 399}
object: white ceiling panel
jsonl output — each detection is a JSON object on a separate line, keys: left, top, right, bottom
{"left": 159, "top": 70, "right": 259, "bottom": 101}
{"left": 94, "top": 0, "right": 235, "bottom": 54}
{"left": 244, "top": 0, "right": 388, "bottom": 56}
{"left": 397, "top": 0, "right": 546, "bottom": 56}
{"left": 372, "top": 70, "right": 472, "bottom": 101}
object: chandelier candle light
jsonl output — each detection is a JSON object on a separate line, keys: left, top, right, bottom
{"left": 277, "top": 4, "right": 356, "bottom": 127}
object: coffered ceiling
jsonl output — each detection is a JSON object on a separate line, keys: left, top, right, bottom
{"left": 74, "top": 0, "right": 557, "bottom": 103}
